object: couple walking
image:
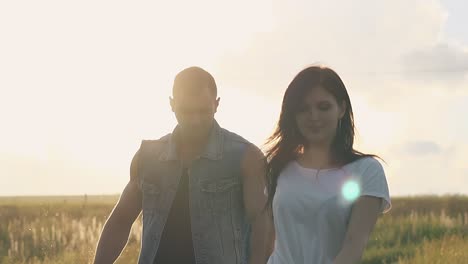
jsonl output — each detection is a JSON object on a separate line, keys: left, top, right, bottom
{"left": 93, "top": 65, "right": 391, "bottom": 264}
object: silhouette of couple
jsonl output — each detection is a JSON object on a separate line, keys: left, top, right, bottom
{"left": 93, "top": 66, "right": 391, "bottom": 264}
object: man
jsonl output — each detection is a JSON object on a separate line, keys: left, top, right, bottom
{"left": 93, "top": 66, "right": 271, "bottom": 264}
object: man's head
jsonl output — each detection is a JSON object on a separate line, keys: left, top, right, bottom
{"left": 170, "top": 66, "right": 220, "bottom": 140}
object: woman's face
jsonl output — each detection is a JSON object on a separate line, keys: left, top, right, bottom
{"left": 295, "top": 86, "right": 345, "bottom": 147}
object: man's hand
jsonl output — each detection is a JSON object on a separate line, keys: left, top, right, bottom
{"left": 242, "top": 145, "right": 273, "bottom": 264}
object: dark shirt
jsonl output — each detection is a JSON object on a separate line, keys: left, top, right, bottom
{"left": 153, "top": 168, "right": 196, "bottom": 264}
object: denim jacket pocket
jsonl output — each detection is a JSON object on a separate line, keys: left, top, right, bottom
{"left": 201, "top": 177, "right": 240, "bottom": 192}
{"left": 201, "top": 177, "right": 240, "bottom": 215}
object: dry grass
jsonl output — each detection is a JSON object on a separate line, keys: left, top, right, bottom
{"left": 0, "top": 195, "right": 140, "bottom": 264}
{"left": 1, "top": 195, "right": 467, "bottom": 264}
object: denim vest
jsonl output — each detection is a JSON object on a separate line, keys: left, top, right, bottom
{"left": 137, "top": 121, "right": 251, "bottom": 264}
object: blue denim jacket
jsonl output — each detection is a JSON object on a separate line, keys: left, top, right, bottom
{"left": 137, "top": 121, "right": 251, "bottom": 264}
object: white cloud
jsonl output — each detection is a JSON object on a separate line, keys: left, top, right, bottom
{"left": 215, "top": 0, "right": 449, "bottom": 93}
{"left": 402, "top": 42, "right": 468, "bottom": 83}
{"left": 399, "top": 141, "right": 443, "bottom": 156}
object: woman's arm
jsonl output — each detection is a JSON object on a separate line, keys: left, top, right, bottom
{"left": 333, "top": 195, "right": 382, "bottom": 264}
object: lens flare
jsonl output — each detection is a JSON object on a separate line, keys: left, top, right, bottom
{"left": 342, "top": 181, "right": 360, "bottom": 202}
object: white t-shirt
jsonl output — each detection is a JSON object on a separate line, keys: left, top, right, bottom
{"left": 267, "top": 157, "right": 391, "bottom": 264}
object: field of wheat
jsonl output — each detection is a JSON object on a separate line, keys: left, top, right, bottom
{"left": 0, "top": 195, "right": 467, "bottom": 264}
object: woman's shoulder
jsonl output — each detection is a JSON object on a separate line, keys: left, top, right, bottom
{"left": 344, "top": 156, "right": 383, "bottom": 173}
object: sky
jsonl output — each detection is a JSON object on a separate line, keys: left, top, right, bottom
{"left": 1, "top": 0, "right": 467, "bottom": 196}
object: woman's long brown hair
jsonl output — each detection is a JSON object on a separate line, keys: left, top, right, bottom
{"left": 264, "top": 66, "right": 378, "bottom": 211}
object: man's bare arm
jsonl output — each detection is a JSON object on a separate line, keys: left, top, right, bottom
{"left": 242, "top": 145, "right": 273, "bottom": 264}
{"left": 93, "top": 151, "right": 142, "bottom": 264}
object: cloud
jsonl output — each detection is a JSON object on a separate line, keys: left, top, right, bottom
{"left": 402, "top": 42, "right": 468, "bottom": 83}
{"left": 385, "top": 142, "right": 467, "bottom": 195}
{"left": 214, "top": 0, "right": 450, "bottom": 98}
{"left": 400, "top": 141, "right": 443, "bottom": 156}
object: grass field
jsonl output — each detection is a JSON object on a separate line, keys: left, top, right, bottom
{"left": 0, "top": 195, "right": 467, "bottom": 264}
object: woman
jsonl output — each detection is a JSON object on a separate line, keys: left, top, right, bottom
{"left": 264, "top": 66, "right": 391, "bottom": 264}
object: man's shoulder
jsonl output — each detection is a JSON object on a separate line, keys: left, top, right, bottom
{"left": 140, "top": 133, "right": 172, "bottom": 150}
{"left": 219, "top": 127, "right": 264, "bottom": 161}
{"left": 141, "top": 133, "right": 171, "bottom": 146}
{"left": 221, "top": 127, "right": 252, "bottom": 146}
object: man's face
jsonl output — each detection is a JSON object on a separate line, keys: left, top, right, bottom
{"left": 170, "top": 88, "right": 219, "bottom": 139}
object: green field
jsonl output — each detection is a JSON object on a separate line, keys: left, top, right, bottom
{"left": 1, "top": 195, "right": 467, "bottom": 264}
